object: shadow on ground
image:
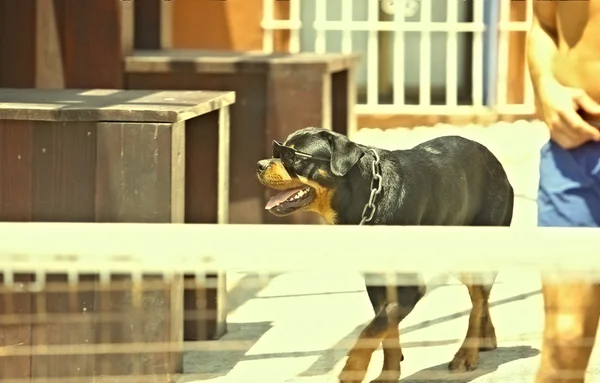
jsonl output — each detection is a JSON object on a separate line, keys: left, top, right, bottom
{"left": 182, "top": 272, "right": 280, "bottom": 380}
{"left": 300, "top": 288, "right": 541, "bottom": 377}
{"left": 401, "top": 345, "right": 540, "bottom": 383}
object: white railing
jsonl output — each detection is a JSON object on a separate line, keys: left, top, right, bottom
{"left": 260, "top": 0, "right": 535, "bottom": 116}
{"left": 0, "top": 222, "right": 599, "bottom": 279}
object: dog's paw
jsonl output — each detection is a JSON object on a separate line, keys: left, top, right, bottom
{"left": 448, "top": 349, "right": 478, "bottom": 372}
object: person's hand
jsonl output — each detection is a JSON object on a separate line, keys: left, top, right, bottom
{"left": 536, "top": 80, "right": 600, "bottom": 149}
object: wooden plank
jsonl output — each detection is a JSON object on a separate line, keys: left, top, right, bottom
{"left": 31, "top": 121, "right": 97, "bottom": 222}
{"left": 264, "top": 65, "right": 329, "bottom": 225}
{"left": 183, "top": 110, "right": 226, "bottom": 341}
{"left": 0, "top": 273, "right": 33, "bottom": 381}
{"left": 506, "top": 0, "right": 528, "bottom": 105}
{"left": 46, "top": 0, "right": 131, "bottom": 88}
{"left": 331, "top": 68, "right": 357, "bottom": 137}
{"left": 30, "top": 273, "right": 97, "bottom": 379}
{"left": 93, "top": 274, "right": 183, "bottom": 378}
{"left": 357, "top": 112, "right": 538, "bottom": 129}
{"left": 0, "top": 121, "right": 33, "bottom": 222}
{"left": 0, "top": 0, "right": 36, "bottom": 87}
{"left": 134, "top": 0, "right": 161, "bottom": 49}
{"left": 29, "top": 121, "right": 97, "bottom": 378}
{"left": 125, "top": 50, "right": 361, "bottom": 74}
{"left": 126, "top": 71, "right": 264, "bottom": 224}
{"left": 95, "top": 122, "right": 174, "bottom": 223}
{"left": 0, "top": 89, "right": 236, "bottom": 123}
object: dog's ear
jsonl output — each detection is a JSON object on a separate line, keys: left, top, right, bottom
{"left": 328, "top": 134, "right": 364, "bottom": 176}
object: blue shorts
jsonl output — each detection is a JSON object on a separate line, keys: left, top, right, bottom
{"left": 538, "top": 140, "right": 600, "bottom": 227}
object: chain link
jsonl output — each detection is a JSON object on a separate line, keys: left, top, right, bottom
{"left": 359, "top": 149, "right": 383, "bottom": 225}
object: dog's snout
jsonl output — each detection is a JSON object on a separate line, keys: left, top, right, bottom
{"left": 256, "top": 160, "right": 270, "bottom": 174}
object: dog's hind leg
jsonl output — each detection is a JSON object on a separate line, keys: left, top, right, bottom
{"left": 449, "top": 274, "right": 497, "bottom": 372}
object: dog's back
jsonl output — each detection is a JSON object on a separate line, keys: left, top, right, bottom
{"left": 389, "top": 135, "right": 514, "bottom": 227}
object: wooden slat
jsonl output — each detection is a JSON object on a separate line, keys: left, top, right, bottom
{"left": 31, "top": 122, "right": 97, "bottom": 222}
{"left": 0, "top": 0, "right": 36, "bottom": 87}
{"left": 44, "top": 0, "right": 131, "bottom": 88}
{"left": 0, "top": 89, "right": 236, "bottom": 123}
{"left": 126, "top": 50, "right": 361, "bottom": 74}
{"left": 0, "top": 121, "right": 33, "bottom": 222}
{"left": 357, "top": 112, "right": 537, "bottom": 129}
{"left": 95, "top": 122, "right": 174, "bottom": 223}
{"left": 0, "top": 273, "right": 32, "bottom": 381}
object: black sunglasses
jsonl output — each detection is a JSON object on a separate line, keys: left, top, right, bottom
{"left": 272, "top": 140, "right": 329, "bottom": 167}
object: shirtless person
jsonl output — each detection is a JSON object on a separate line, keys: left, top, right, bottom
{"left": 527, "top": 1, "right": 600, "bottom": 382}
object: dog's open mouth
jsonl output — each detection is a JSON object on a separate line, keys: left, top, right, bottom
{"left": 265, "top": 186, "right": 315, "bottom": 215}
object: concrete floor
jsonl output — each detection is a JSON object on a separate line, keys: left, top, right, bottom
{"left": 180, "top": 121, "right": 600, "bottom": 383}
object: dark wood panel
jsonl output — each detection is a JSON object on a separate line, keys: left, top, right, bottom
{"left": 0, "top": 273, "right": 33, "bottom": 380}
{"left": 185, "top": 113, "right": 219, "bottom": 224}
{"left": 93, "top": 274, "right": 183, "bottom": 378}
{"left": 126, "top": 72, "right": 265, "bottom": 224}
{"left": 0, "top": 0, "right": 36, "bottom": 87}
{"left": 264, "top": 67, "right": 327, "bottom": 225}
{"left": 51, "top": 0, "right": 129, "bottom": 88}
{"left": 331, "top": 69, "right": 355, "bottom": 135}
{"left": 183, "top": 112, "right": 222, "bottom": 342}
{"left": 30, "top": 273, "right": 97, "bottom": 379}
{"left": 134, "top": 0, "right": 161, "bottom": 49}
{"left": 95, "top": 122, "right": 173, "bottom": 223}
{"left": 0, "top": 120, "right": 33, "bottom": 221}
{"left": 31, "top": 121, "right": 97, "bottom": 222}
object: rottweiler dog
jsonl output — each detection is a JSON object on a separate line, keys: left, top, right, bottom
{"left": 256, "top": 127, "right": 514, "bottom": 383}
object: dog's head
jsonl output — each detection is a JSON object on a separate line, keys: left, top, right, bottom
{"left": 256, "top": 127, "right": 365, "bottom": 224}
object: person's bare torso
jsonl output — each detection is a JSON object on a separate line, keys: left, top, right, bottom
{"left": 541, "top": 1, "right": 600, "bottom": 101}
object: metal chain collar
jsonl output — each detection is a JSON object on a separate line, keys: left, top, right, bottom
{"left": 359, "top": 149, "right": 383, "bottom": 225}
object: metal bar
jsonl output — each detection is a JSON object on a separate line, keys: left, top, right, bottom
{"left": 367, "top": 0, "right": 380, "bottom": 106}
{"left": 472, "top": 0, "right": 485, "bottom": 107}
{"left": 312, "top": 20, "right": 486, "bottom": 32}
{"left": 261, "top": 0, "right": 275, "bottom": 52}
{"left": 393, "top": 0, "right": 406, "bottom": 106}
{"left": 496, "top": 0, "right": 511, "bottom": 108}
{"left": 314, "top": 0, "right": 327, "bottom": 53}
{"left": 446, "top": 0, "right": 459, "bottom": 107}
{"left": 419, "top": 0, "right": 432, "bottom": 106}
{"left": 289, "top": 0, "right": 301, "bottom": 53}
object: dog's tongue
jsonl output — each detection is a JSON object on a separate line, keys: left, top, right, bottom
{"left": 265, "top": 188, "right": 303, "bottom": 210}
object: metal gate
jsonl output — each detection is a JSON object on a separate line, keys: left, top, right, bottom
{"left": 261, "top": 0, "right": 535, "bottom": 116}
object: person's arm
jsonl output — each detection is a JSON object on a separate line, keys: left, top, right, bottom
{"left": 526, "top": 2, "right": 559, "bottom": 96}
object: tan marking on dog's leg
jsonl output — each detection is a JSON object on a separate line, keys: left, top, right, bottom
{"left": 339, "top": 309, "right": 388, "bottom": 383}
{"left": 535, "top": 282, "right": 600, "bottom": 383}
{"left": 369, "top": 326, "right": 402, "bottom": 383}
{"left": 479, "top": 297, "right": 497, "bottom": 351}
{"left": 449, "top": 284, "right": 488, "bottom": 372}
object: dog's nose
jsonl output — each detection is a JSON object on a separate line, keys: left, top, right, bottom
{"left": 256, "top": 160, "right": 270, "bottom": 174}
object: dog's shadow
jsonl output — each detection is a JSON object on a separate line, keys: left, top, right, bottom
{"left": 401, "top": 345, "right": 540, "bottom": 383}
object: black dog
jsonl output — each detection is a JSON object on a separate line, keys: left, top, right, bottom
{"left": 256, "top": 127, "right": 514, "bottom": 383}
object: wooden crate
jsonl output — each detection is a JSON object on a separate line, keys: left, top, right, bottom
{"left": 125, "top": 49, "right": 360, "bottom": 225}
{"left": 0, "top": 88, "right": 233, "bottom": 382}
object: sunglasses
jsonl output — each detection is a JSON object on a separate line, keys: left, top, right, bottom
{"left": 272, "top": 140, "right": 329, "bottom": 167}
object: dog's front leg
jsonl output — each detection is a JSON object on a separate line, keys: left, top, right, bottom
{"left": 368, "top": 308, "right": 403, "bottom": 383}
{"left": 339, "top": 307, "right": 389, "bottom": 383}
